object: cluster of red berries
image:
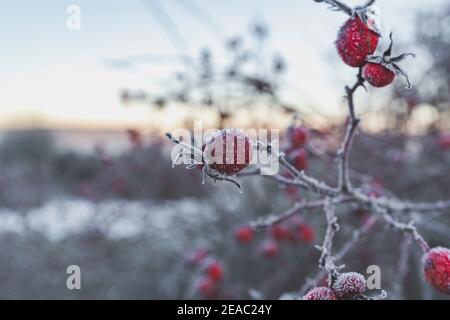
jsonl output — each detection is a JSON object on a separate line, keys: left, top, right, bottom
{"left": 235, "top": 217, "right": 316, "bottom": 260}
{"left": 335, "top": 4, "right": 413, "bottom": 88}
{"left": 284, "top": 125, "right": 309, "bottom": 172}
{"left": 303, "top": 272, "right": 367, "bottom": 300}
{"left": 186, "top": 248, "right": 225, "bottom": 298}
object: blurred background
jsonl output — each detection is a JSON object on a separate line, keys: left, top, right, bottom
{"left": 0, "top": 0, "right": 449, "bottom": 299}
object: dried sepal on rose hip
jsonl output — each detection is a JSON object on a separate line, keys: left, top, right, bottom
{"left": 363, "top": 32, "right": 415, "bottom": 88}
{"left": 303, "top": 286, "right": 337, "bottom": 300}
{"left": 422, "top": 246, "right": 450, "bottom": 295}
{"left": 332, "top": 272, "right": 367, "bottom": 299}
{"left": 315, "top": 0, "right": 381, "bottom": 67}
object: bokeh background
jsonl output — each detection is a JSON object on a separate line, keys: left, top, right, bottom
{"left": 0, "top": 0, "right": 449, "bottom": 299}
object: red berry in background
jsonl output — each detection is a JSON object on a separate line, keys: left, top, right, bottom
{"left": 287, "top": 125, "right": 309, "bottom": 148}
{"left": 203, "top": 129, "right": 253, "bottom": 176}
{"left": 298, "top": 223, "right": 315, "bottom": 244}
{"left": 332, "top": 272, "right": 367, "bottom": 299}
{"left": 126, "top": 129, "right": 142, "bottom": 146}
{"left": 235, "top": 226, "right": 254, "bottom": 244}
{"left": 186, "top": 248, "right": 208, "bottom": 266}
{"left": 112, "top": 177, "right": 128, "bottom": 196}
{"left": 287, "top": 148, "right": 308, "bottom": 171}
{"left": 366, "top": 178, "right": 384, "bottom": 198}
{"left": 303, "top": 287, "right": 337, "bottom": 300}
{"left": 197, "top": 277, "right": 217, "bottom": 298}
{"left": 270, "top": 225, "right": 291, "bottom": 242}
{"left": 422, "top": 247, "right": 450, "bottom": 295}
{"left": 205, "top": 260, "right": 224, "bottom": 282}
{"left": 260, "top": 240, "right": 279, "bottom": 258}
{"left": 280, "top": 169, "right": 294, "bottom": 179}
{"left": 438, "top": 133, "right": 450, "bottom": 150}
{"left": 336, "top": 17, "right": 379, "bottom": 67}
{"left": 363, "top": 62, "right": 396, "bottom": 87}
{"left": 284, "top": 186, "right": 301, "bottom": 202}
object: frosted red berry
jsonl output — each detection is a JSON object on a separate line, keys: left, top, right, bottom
{"left": 287, "top": 148, "right": 308, "bottom": 171}
{"left": 336, "top": 17, "right": 379, "bottom": 67}
{"left": 287, "top": 125, "right": 309, "bottom": 148}
{"left": 422, "top": 247, "right": 450, "bottom": 295}
{"left": 363, "top": 62, "right": 396, "bottom": 87}
{"left": 235, "top": 226, "right": 254, "bottom": 244}
{"left": 332, "top": 272, "right": 367, "bottom": 298}
{"left": 203, "top": 128, "right": 253, "bottom": 176}
{"left": 303, "top": 287, "right": 337, "bottom": 300}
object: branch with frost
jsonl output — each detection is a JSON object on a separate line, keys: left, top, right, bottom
{"left": 316, "top": 198, "right": 342, "bottom": 285}
{"left": 375, "top": 206, "right": 430, "bottom": 252}
{"left": 296, "top": 215, "right": 379, "bottom": 297}
{"left": 249, "top": 196, "right": 352, "bottom": 229}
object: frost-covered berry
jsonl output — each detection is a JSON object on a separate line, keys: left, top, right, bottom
{"left": 303, "top": 287, "right": 337, "bottom": 300}
{"left": 332, "top": 272, "right": 367, "bottom": 298}
{"left": 336, "top": 17, "right": 379, "bottom": 67}
{"left": 203, "top": 128, "right": 253, "bottom": 176}
{"left": 235, "top": 226, "right": 254, "bottom": 244}
{"left": 363, "top": 62, "right": 396, "bottom": 87}
{"left": 422, "top": 247, "right": 450, "bottom": 295}
{"left": 363, "top": 33, "right": 414, "bottom": 89}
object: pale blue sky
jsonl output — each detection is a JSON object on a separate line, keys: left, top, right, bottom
{"left": 0, "top": 0, "right": 444, "bottom": 129}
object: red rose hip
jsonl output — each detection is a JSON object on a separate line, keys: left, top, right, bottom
{"left": 422, "top": 247, "right": 450, "bottom": 295}
{"left": 203, "top": 129, "right": 253, "bottom": 176}
{"left": 363, "top": 62, "right": 395, "bottom": 87}
{"left": 336, "top": 17, "right": 379, "bottom": 67}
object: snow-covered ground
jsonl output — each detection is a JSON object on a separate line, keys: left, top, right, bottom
{"left": 0, "top": 198, "right": 215, "bottom": 241}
